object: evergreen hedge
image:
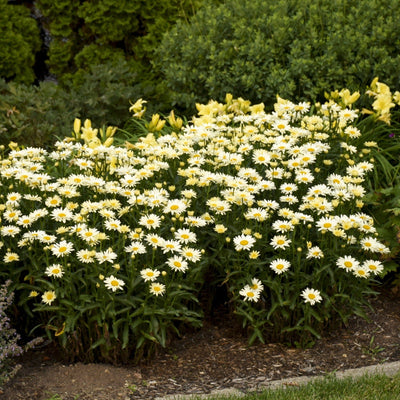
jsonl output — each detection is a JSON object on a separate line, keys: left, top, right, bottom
{"left": 157, "top": 0, "right": 400, "bottom": 113}
{"left": 0, "top": 0, "right": 41, "bottom": 84}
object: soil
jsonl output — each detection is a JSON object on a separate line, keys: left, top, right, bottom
{"left": 2, "top": 287, "right": 400, "bottom": 400}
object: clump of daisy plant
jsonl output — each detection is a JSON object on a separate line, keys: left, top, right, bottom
{"left": 0, "top": 86, "right": 392, "bottom": 361}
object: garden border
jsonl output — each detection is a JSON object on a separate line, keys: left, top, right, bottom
{"left": 155, "top": 360, "right": 400, "bottom": 399}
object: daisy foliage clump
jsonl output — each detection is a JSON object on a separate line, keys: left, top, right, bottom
{"left": 0, "top": 88, "right": 392, "bottom": 360}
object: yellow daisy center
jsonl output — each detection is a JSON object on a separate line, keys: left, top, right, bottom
{"left": 344, "top": 261, "right": 353, "bottom": 268}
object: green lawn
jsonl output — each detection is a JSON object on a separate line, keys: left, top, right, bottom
{"left": 188, "top": 372, "right": 400, "bottom": 400}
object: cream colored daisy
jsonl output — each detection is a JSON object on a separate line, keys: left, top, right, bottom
{"left": 150, "top": 282, "right": 166, "bottom": 296}
{"left": 42, "top": 290, "right": 57, "bottom": 305}
{"left": 45, "top": 264, "right": 64, "bottom": 278}
{"left": 269, "top": 259, "right": 291, "bottom": 274}
{"left": 104, "top": 275, "right": 125, "bottom": 292}
{"left": 140, "top": 268, "right": 160, "bottom": 282}
{"left": 301, "top": 288, "right": 322, "bottom": 305}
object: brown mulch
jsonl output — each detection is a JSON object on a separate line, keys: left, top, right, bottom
{"left": 2, "top": 287, "right": 400, "bottom": 400}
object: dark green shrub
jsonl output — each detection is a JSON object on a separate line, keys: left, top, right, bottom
{"left": 34, "top": 0, "right": 217, "bottom": 88}
{"left": 0, "top": 60, "right": 143, "bottom": 149}
{"left": 65, "top": 60, "right": 142, "bottom": 129}
{"left": 0, "top": 79, "right": 77, "bottom": 149}
{"left": 157, "top": 0, "right": 400, "bottom": 114}
{"left": 0, "top": 0, "right": 41, "bottom": 84}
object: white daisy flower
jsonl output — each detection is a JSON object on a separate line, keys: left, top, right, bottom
{"left": 1, "top": 225, "right": 21, "bottom": 237}
{"left": 145, "top": 234, "right": 165, "bottom": 248}
{"left": 250, "top": 278, "right": 264, "bottom": 292}
{"left": 51, "top": 208, "right": 74, "bottom": 223}
{"left": 336, "top": 255, "right": 359, "bottom": 272}
{"left": 301, "top": 288, "right": 322, "bottom": 305}
{"left": 140, "top": 268, "right": 160, "bottom": 282}
{"left": 95, "top": 249, "right": 117, "bottom": 264}
{"left": 77, "top": 249, "right": 96, "bottom": 263}
{"left": 150, "top": 282, "right": 166, "bottom": 296}
{"left": 139, "top": 214, "right": 161, "bottom": 230}
{"left": 45, "top": 264, "right": 64, "bottom": 278}
{"left": 163, "top": 199, "right": 187, "bottom": 215}
{"left": 233, "top": 234, "right": 256, "bottom": 251}
{"left": 306, "top": 246, "right": 324, "bottom": 259}
{"left": 104, "top": 275, "right": 125, "bottom": 292}
{"left": 160, "top": 240, "right": 182, "bottom": 254}
{"left": 3, "top": 209, "right": 21, "bottom": 222}
{"left": 360, "top": 237, "right": 382, "bottom": 252}
{"left": 42, "top": 290, "right": 57, "bottom": 305}
{"left": 270, "top": 235, "right": 291, "bottom": 250}
{"left": 174, "top": 228, "right": 197, "bottom": 244}
{"left": 78, "top": 227, "right": 101, "bottom": 244}
{"left": 104, "top": 219, "right": 122, "bottom": 232}
{"left": 269, "top": 259, "right": 291, "bottom": 274}
{"left": 167, "top": 256, "right": 189, "bottom": 272}
{"left": 352, "top": 266, "right": 371, "bottom": 279}
{"left": 45, "top": 195, "right": 62, "bottom": 208}
{"left": 125, "top": 241, "right": 146, "bottom": 255}
{"left": 51, "top": 240, "right": 74, "bottom": 258}
{"left": 6, "top": 192, "right": 22, "bottom": 205}
{"left": 272, "top": 220, "right": 294, "bottom": 233}
{"left": 180, "top": 247, "right": 202, "bottom": 262}
{"left": 362, "top": 260, "right": 384, "bottom": 275}
{"left": 3, "top": 252, "right": 20, "bottom": 263}
{"left": 239, "top": 285, "right": 261, "bottom": 302}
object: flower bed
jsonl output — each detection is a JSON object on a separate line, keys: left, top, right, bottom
{"left": 0, "top": 87, "right": 394, "bottom": 362}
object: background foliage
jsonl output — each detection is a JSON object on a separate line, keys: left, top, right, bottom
{"left": 157, "top": 0, "right": 400, "bottom": 114}
{"left": 34, "top": 0, "right": 216, "bottom": 103}
{"left": 0, "top": 0, "right": 41, "bottom": 84}
{"left": 0, "top": 60, "right": 145, "bottom": 148}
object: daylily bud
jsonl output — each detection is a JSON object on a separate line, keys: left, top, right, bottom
{"left": 73, "top": 118, "right": 81, "bottom": 135}
{"left": 103, "top": 137, "right": 114, "bottom": 147}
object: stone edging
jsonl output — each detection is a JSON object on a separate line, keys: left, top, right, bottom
{"left": 155, "top": 361, "right": 400, "bottom": 400}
